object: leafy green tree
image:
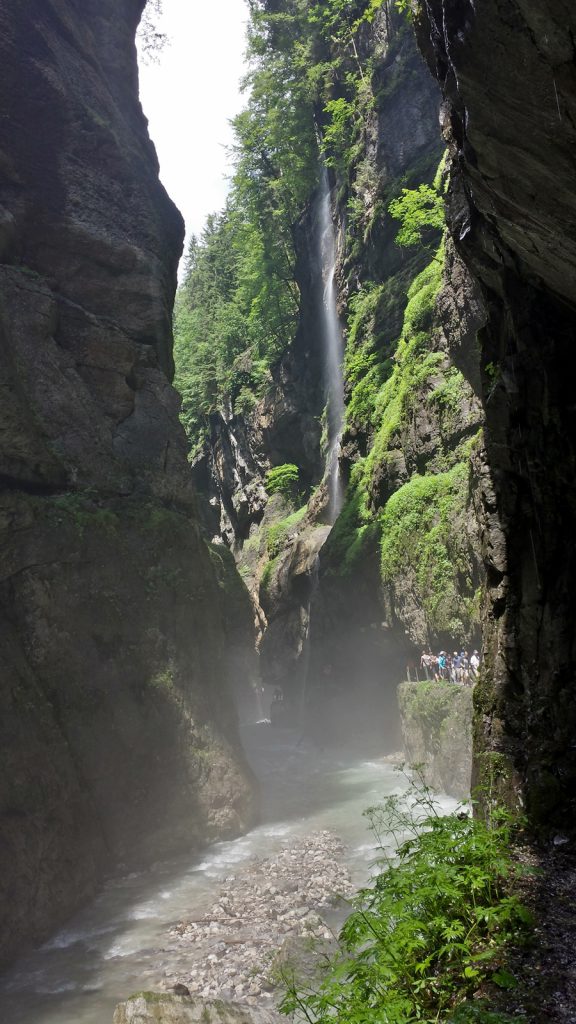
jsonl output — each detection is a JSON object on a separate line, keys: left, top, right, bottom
{"left": 172, "top": 0, "right": 414, "bottom": 454}
{"left": 389, "top": 183, "right": 444, "bottom": 253}
{"left": 138, "top": 0, "right": 168, "bottom": 64}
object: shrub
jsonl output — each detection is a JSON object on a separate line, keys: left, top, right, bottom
{"left": 280, "top": 772, "right": 534, "bottom": 1024}
{"left": 265, "top": 463, "right": 300, "bottom": 499}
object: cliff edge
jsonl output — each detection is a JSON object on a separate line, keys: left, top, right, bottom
{"left": 0, "top": 0, "right": 256, "bottom": 966}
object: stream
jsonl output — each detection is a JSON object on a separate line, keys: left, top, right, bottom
{"left": 0, "top": 723, "right": 457, "bottom": 1024}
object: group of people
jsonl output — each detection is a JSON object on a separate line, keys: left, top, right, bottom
{"left": 418, "top": 648, "right": 480, "bottom": 685}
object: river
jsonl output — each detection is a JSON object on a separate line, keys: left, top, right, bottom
{"left": 0, "top": 723, "right": 457, "bottom": 1024}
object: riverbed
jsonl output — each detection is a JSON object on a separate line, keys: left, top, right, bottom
{"left": 0, "top": 723, "right": 457, "bottom": 1024}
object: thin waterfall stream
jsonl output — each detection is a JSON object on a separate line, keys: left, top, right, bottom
{"left": 296, "top": 169, "right": 346, "bottom": 729}
{"left": 318, "top": 166, "right": 345, "bottom": 523}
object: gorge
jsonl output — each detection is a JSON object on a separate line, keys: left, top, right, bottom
{"left": 1, "top": 0, "right": 575, "bottom": 1022}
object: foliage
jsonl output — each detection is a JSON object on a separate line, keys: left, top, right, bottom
{"left": 344, "top": 283, "right": 394, "bottom": 432}
{"left": 394, "top": 0, "right": 418, "bottom": 17}
{"left": 137, "top": 0, "right": 168, "bottom": 64}
{"left": 399, "top": 680, "right": 469, "bottom": 756}
{"left": 389, "top": 183, "right": 444, "bottom": 253}
{"left": 428, "top": 366, "right": 466, "bottom": 417}
{"left": 280, "top": 773, "right": 533, "bottom": 1024}
{"left": 265, "top": 463, "right": 301, "bottom": 499}
{"left": 328, "top": 243, "right": 478, "bottom": 644}
{"left": 172, "top": 0, "right": 401, "bottom": 452}
{"left": 363, "top": 253, "right": 444, "bottom": 484}
{"left": 266, "top": 505, "right": 308, "bottom": 558}
{"left": 260, "top": 552, "right": 280, "bottom": 597}
{"left": 379, "top": 463, "right": 475, "bottom": 639}
{"left": 321, "top": 465, "right": 378, "bottom": 576}
{"left": 173, "top": 214, "right": 288, "bottom": 453}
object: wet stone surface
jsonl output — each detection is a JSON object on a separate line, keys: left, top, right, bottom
{"left": 156, "top": 831, "right": 353, "bottom": 1006}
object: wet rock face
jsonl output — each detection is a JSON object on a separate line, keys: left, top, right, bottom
{"left": 0, "top": 0, "right": 256, "bottom": 966}
{"left": 398, "top": 681, "right": 473, "bottom": 799}
{"left": 415, "top": 0, "right": 576, "bottom": 824}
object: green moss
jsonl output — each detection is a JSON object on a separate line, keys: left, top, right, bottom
{"left": 127, "top": 991, "right": 176, "bottom": 1003}
{"left": 48, "top": 493, "right": 120, "bottom": 536}
{"left": 428, "top": 364, "right": 466, "bottom": 416}
{"left": 260, "top": 553, "right": 280, "bottom": 596}
{"left": 343, "top": 241, "right": 443, "bottom": 437}
{"left": 322, "top": 471, "right": 379, "bottom": 577}
{"left": 208, "top": 543, "right": 247, "bottom": 597}
{"left": 265, "top": 463, "right": 300, "bottom": 498}
{"left": 150, "top": 667, "right": 176, "bottom": 693}
{"left": 360, "top": 253, "right": 444, "bottom": 486}
{"left": 344, "top": 283, "right": 394, "bottom": 431}
{"left": 474, "top": 751, "right": 519, "bottom": 812}
{"left": 266, "top": 505, "right": 307, "bottom": 558}
{"left": 380, "top": 462, "right": 476, "bottom": 639}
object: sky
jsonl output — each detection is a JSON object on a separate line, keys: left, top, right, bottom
{"left": 138, "top": 0, "right": 249, "bottom": 263}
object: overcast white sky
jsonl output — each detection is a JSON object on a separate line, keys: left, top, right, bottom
{"left": 138, "top": 0, "right": 249, "bottom": 261}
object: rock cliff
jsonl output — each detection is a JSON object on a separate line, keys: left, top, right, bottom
{"left": 397, "top": 681, "right": 473, "bottom": 798}
{"left": 415, "top": 0, "right": 576, "bottom": 826}
{"left": 186, "top": 8, "right": 485, "bottom": 747}
{"left": 0, "top": 0, "right": 255, "bottom": 966}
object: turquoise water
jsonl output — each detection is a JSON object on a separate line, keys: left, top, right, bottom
{"left": 0, "top": 723, "right": 457, "bottom": 1024}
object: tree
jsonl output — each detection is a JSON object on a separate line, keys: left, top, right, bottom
{"left": 138, "top": 0, "right": 168, "bottom": 64}
{"left": 388, "top": 183, "right": 444, "bottom": 254}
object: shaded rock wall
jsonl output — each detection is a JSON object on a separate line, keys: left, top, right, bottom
{"left": 415, "top": 0, "right": 576, "bottom": 826}
{"left": 0, "top": 0, "right": 255, "bottom": 966}
{"left": 398, "top": 681, "right": 473, "bottom": 799}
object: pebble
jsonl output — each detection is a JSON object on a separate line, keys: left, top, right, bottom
{"left": 157, "top": 830, "right": 352, "bottom": 1005}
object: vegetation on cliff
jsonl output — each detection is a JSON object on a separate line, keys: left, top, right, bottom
{"left": 173, "top": 0, "right": 477, "bottom": 657}
{"left": 322, "top": 247, "right": 481, "bottom": 644}
{"left": 281, "top": 776, "right": 533, "bottom": 1024}
{"left": 173, "top": 0, "right": 411, "bottom": 454}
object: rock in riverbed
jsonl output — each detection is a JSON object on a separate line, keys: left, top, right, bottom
{"left": 113, "top": 993, "right": 281, "bottom": 1024}
{"left": 157, "top": 831, "right": 352, "bottom": 1003}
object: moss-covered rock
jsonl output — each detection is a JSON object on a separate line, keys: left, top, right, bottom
{"left": 398, "top": 681, "right": 473, "bottom": 797}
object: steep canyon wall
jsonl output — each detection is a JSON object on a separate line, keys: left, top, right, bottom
{"left": 191, "top": 8, "right": 484, "bottom": 751}
{"left": 0, "top": 0, "right": 255, "bottom": 965}
{"left": 415, "top": 0, "right": 576, "bottom": 826}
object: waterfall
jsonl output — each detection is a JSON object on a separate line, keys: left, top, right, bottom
{"left": 318, "top": 166, "right": 345, "bottom": 523}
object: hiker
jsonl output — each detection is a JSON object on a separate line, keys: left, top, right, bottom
{"left": 437, "top": 651, "right": 447, "bottom": 680}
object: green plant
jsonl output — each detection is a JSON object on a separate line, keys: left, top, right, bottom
{"left": 266, "top": 505, "right": 307, "bottom": 557}
{"left": 389, "top": 183, "right": 444, "bottom": 255}
{"left": 265, "top": 463, "right": 300, "bottom": 499}
{"left": 280, "top": 771, "right": 534, "bottom": 1024}
{"left": 379, "top": 463, "right": 477, "bottom": 639}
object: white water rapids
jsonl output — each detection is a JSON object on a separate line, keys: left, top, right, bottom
{"left": 0, "top": 724, "right": 457, "bottom": 1024}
